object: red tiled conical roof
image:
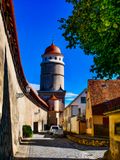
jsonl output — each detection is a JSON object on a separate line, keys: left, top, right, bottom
{"left": 50, "top": 95, "right": 58, "bottom": 100}
{"left": 44, "top": 43, "right": 61, "bottom": 55}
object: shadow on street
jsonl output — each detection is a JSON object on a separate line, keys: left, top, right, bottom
{"left": 20, "top": 133, "right": 108, "bottom": 151}
{"left": 15, "top": 158, "right": 97, "bottom": 160}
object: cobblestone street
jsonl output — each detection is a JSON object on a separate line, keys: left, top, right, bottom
{"left": 15, "top": 133, "right": 107, "bottom": 160}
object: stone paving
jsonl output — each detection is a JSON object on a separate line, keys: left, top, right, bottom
{"left": 15, "top": 133, "right": 108, "bottom": 160}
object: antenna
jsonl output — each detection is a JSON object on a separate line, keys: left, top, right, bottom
{"left": 52, "top": 34, "right": 55, "bottom": 45}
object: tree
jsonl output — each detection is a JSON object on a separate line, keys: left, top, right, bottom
{"left": 59, "top": 0, "right": 120, "bottom": 78}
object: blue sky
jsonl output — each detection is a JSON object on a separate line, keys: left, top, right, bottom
{"left": 13, "top": 0, "right": 94, "bottom": 105}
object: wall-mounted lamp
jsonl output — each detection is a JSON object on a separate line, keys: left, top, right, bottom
{"left": 34, "top": 109, "right": 40, "bottom": 115}
{"left": 16, "top": 85, "right": 30, "bottom": 99}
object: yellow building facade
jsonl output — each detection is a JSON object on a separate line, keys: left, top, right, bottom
{"left": 105, "top": 108, "right": 120, "bottom": 160}
{"left": 86, "top": 87, "right": 108, "bottom": 137}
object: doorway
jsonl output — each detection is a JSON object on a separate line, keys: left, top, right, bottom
{"left": 33, "top": 122, "right": 38, "bottom": 133}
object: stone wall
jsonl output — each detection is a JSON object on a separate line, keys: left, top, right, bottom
{"left": 0, "top": 11, "right": 48, "bottom": 159}
{"left": 40, "top": 62, "right": 64, "bottom": 90}
{"left": 64, "top": 116, "right": 86, "bottom": 134}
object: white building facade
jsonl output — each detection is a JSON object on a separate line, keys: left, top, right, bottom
{"left": 64, "top": 89, "right": 87, "bottom": 134}
{"left": 69, "top": 89, "right": 87, "bottom": 117}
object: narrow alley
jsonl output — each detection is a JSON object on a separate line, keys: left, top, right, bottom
{"left": 15, "top": 133, "right": 107, "bottom": 160}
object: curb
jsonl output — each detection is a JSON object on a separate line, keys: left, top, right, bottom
{"left": 67, "top": 135, "right": 109, "bottom": 147}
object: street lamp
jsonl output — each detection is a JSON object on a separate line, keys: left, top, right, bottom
{"left": 16, "top": 85, "right": 30, "bottom": 99}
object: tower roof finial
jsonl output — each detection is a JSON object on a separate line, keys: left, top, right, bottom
{"left": 52, "top": 34, "right": 55, "bottom": 45}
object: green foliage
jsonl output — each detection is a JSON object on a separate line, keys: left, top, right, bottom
{"left": 22, "top": 125, "right": 33, "bottom": 138}
{"left": 59, "top": 0, "right": 120, "bottom": 78}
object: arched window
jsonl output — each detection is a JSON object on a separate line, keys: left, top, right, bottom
{"left": 55, "top": 57, "right": 57, "bottom": 60}
{"left": 49, "top": 57, "right": 52, "bottom": 59}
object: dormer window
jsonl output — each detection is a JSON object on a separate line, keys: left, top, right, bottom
{"left": 101, "top": 83, "right": 107, "bottom": 88}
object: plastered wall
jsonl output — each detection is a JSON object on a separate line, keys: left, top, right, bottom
{"left": 0, "top": 13, "right": 47, "bottom": 156}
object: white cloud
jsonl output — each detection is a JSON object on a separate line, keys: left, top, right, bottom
{"left": 66, "top": 98, "right": 75, "bottom": 101}
{"left": 29, "top": 83, "right": 40, "bottom": 91}
{"left": 65, "top": 92, "right": 78, "bottom": 106}
{"left": 65, "top": 92, "right": 78, "bottom": 98}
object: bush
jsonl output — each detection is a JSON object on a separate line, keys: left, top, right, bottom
{"left": 22, "top": 125, "right": 33, "bottom": 138}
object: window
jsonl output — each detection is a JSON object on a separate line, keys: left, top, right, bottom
{"left": 81, "top": 97, "right": 86, "bottom": 103}
{"left": 115, "top": 123, "right": 120, "bottom": 135}
{"left": 45, "top": 57, "right": 47, "bottom": 61}
{"left": 71, "top": 105, "right": 78, "bottom": 116}
{"left": 49, "top": 57, "right": 52, "bottom": 59}
{"left": 51, "top": 126, "right": 58, "bottom": 130}
{"left": 101, "top": 83, "right": 107, "bottom": 88}
{"left": 55, "top": 57, "right": 57, "bottom": 60}
{"left": 59, "top": 58, "right": 61, "bottom": 60}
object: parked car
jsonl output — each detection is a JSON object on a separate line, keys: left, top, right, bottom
{"left": 49, "top": 125, "right": 63, "bottom": 136}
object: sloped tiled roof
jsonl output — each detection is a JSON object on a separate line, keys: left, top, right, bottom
{"left": 88, "top": 80, "right": 120, "bottom": 115}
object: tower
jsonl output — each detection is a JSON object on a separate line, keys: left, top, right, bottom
{"left": 38, "top": 43, "right": 66, "bottom": 126}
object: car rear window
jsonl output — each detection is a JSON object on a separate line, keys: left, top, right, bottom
{"left": 52, "top": 126, "right": 58, "bottom": 130}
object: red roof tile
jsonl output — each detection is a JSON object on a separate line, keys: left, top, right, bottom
{"left": 49, "top": 95, "right": 58, "bottom": 100}
{"left": 88, "top": 80, "right": 120, "bottom": 107}
{"left": 44, "top": 43, "right": 61, "bottom": 55}
{"left": 88, "top": 80, "right": 120, "bottom": 115}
